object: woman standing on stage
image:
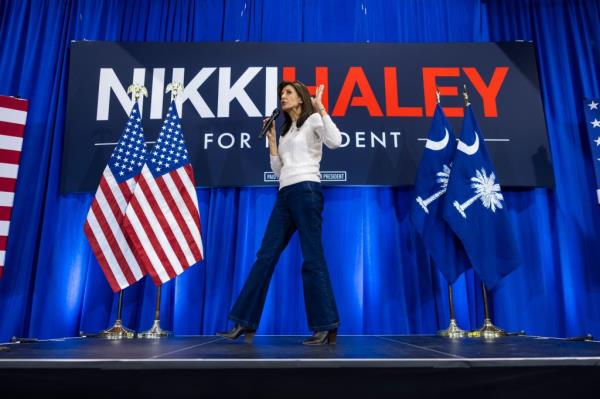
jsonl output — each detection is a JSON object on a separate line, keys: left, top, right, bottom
{"left": 217, "top": 81, "right": 342, "bottom": 346}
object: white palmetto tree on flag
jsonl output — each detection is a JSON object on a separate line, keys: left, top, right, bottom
{"left": 453, "top": 168, "right": 504, "bottom": 218}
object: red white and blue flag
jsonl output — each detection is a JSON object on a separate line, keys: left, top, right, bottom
{"left": 124, "top": 101, "right": 203, "bottom": 285}
{"left": 0, "top": 96, "right": 28, "bottom": 279}
{"left": 583, "top": 98, "right": 600, "bottom": 204}
{"left": 84, "top": 103, "right": 147, "bottom": 291}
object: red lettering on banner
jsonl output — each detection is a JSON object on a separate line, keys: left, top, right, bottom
{"left": 422, "top": 67, "right": 462, "bottom": 117}
{"left": 384, "top": 67, "right": 423, "bottom": 117}
{"left": 282, "top": 66, "right": 329, "bottom": 110}
{"left": 463, "top": 67, "right": 508, "bottom": 117}
{"left": 282, "top": 66, "right": 507, "bottom": 118}
{"left": 332, "top": 67, "right": 383, "bottom": 117}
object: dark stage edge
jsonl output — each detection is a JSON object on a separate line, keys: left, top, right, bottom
{"left": 1, "top": 335, "right": 600, "bottom": 398}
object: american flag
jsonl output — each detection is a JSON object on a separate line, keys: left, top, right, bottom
{"left": 84, "top": 103, "right": 147, "bottom": 291}
{"left": 583, "top": 98, "right": 600, "bottom": 204}
{"left": 0, "top": 96, "right": 28, "bottom": 278}
{"left": 123, "top": 101, "right": 203, "bottom": 285}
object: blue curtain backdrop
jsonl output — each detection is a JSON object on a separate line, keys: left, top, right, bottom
{"left": 0, "top": 0, "right": 599, "bottom": 341}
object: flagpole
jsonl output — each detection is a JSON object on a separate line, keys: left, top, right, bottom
{"left": 138, "top": 285, "right": 172, "bottom": 339}
{"left": 429, "top": 88, "right": 465, "bottom": 338}
{"left": 437, "top": 283, "right": 466, "bottom": 338}
{"left": 135, "top": 82, "right": 188, "bottom": 339}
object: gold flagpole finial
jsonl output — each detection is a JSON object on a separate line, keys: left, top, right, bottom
{"left": 166, "top": 82, "right": 184, "bottom": 102}
{"left": 462, "top": 84, "right": 470, "bottom": 107}
{"left": 436, "top": 88, "right": 441, "bottom": 105}
{"left": 127, "top": 84, "right": 148, "bottom": 101}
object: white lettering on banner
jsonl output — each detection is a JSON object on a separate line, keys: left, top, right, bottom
{"left": 97, "top": 67, "right": 273, "bottom": 120}
{"left": 218, "top": 132, "right": 235, "bottom": 149}
{"left": 204, "top": 133, "right": 213, "bottom": 149}
{"left": 150, "top": 68, "right": 165, "bottom": 120}
{"left": 356, "top": 131, "right": 366, "bottom": 148}
{"left": 265, "top": 67, "right": 278, "bottom": 115}
{"left": 339, "top": 131, "right": 401, "bottom": 148}
{"left": 217, "top": 67, "right": 262, "bottom": 118}
{"left": 175, "top": 67, "right": 216, "bottom": 118}
{"left": 240, "top": 132, "right": 251, "bottom": 149}
{"left": 339, "top": 132, "right": 350, "bottom": 147}
{"left": 198, "top": 131, "right": 403, "bottom": 150}
{"left": 97, "top": 68, "right": 146, "bottom": 120}
{"left": 264, "top": 171, "right": 347, "bottom": 182}
{"left": 390, "top": 131, "right": 402, "bottom": 147}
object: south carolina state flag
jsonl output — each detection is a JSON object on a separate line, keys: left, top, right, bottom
{"left": 410, "top": 105, "right": 469, "bottom": 283}
{"left": 442, "top": 105, "right": 520, "bottom": 289}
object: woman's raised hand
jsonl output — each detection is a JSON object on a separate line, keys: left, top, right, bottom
{"left": 311, "top": 84, "right": 324, "bottom": 112}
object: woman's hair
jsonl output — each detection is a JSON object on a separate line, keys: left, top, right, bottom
{"left": 277, "top": 81, "right": 314, "bottom": 136}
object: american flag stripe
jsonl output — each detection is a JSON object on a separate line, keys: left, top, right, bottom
{"left": 0, "top": 221, "right": 9, "bottom": 235}
{"left": 180, "top": 165, "right": 202, "bottom": 233}
{"left": 0, "top": 135, "right": 23, "bottom": 151}
{"left": 100, "top": 172, "right": 131, "bottom": 221}
{"left": 0, "top": 193, "right": 13, "bottom": 207}
{"left": 85, "top": 212, "right": 125, "bottom": 290}
{"left": 0, "top": 121, "right": 25, "bottom": 137}
{"left": 125, "top": 189, "right": 175, "bottom": 283}
{"left": 85, "top": 173, "right": 144, "bottom": 292}
{"left": 0, "top": 95, "right": 27, "bottom": 278}
{"left": 0, "top": 149, "right": 21, "bottom": 164}
{"left": 0, "top": 96, "right": 28, "bottom": 111}
{"left": 156, "top": 172, "right": 202, "bottom": 261}
{"left": 132, "top": 170, "right": 184, "bottom": 274}
{"left": 0, "top": 179, "right": 16, "bottom": 192}
{"left": 88, "top": 202, "right": 137, "bottom": 285}
{"left": 140, "top": 176, "right": 193, "bottom": 267}
{"left": 0, "top": 207, "right": 10, "bottom": 219}
{"left": 0, "top": 163, "right": 18, "bottom": 179}
{"left": 140, "top": 182, "right": 186, "bottom": 275}
{"left": 0, "top": 108, "right": 27, "bottom": 125}
{"left": 148, "top": 175, "right": 196, "bottom": 265}
{"left": 84, "top": 169, "right": 145, "bottom": 291}
{"left": 93, "top": 180, "right": 144, "bottom": 279}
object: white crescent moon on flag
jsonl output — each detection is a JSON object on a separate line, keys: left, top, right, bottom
{"left": 457, "top": 131, "right": 480, "bottom": 155}
{"left": 425, "top": 128, "right": 450, "bottom": 151}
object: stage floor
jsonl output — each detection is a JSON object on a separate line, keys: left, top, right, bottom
{"left": 2, "top": 335, "right": 600, "bottom": 397}
{"left": 1, "top": 334, "right": 600, "bottom": 368}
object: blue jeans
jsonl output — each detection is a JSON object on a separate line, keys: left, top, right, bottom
{"left": 229, "top": 181, "right": 340, "bottom": 331}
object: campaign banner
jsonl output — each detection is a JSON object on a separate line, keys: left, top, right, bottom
{"left": 62, "top": 41, "right": 552, "bottom": 193}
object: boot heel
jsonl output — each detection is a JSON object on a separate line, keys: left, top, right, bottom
{"left": 244, "top": 331, "right": 256, "bottom": 343}
{"left": 327, "top": 329, "right": 338, "bottom": 345}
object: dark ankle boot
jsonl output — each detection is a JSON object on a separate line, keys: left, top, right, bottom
{"left": 302, "top": 328, "right": 337, "bottom": 346}
{"left": 216, "top": 324, "right": 256, "bottom": 343}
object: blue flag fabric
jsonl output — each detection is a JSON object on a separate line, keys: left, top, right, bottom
{"left": 410, "top": 105, "right": 469, "bottom": 283}
{"left": 583, "top": 98, "right": 600, "bottom": 204}
{"left": 442, "top": 105, "right": 520, "bottom": 289}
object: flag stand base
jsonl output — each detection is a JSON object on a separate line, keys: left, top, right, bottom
{"left": 437, "top": 319, "right": 466, "bottom": 338}
{"left": 137, "top": 320, "right": 172, "bottom": 339}
{"left": 468, "top": 318, "right": 507, "bottom": 339}
{"left": 81, "top": 291, "right": 135, "bottom": 339}
{"left": 93, "top": 319, "right": 135, "bottom": 339}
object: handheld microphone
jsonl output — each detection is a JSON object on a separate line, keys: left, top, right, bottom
{"left": 259, "top": 108, "right": 281, "bottom": 139}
